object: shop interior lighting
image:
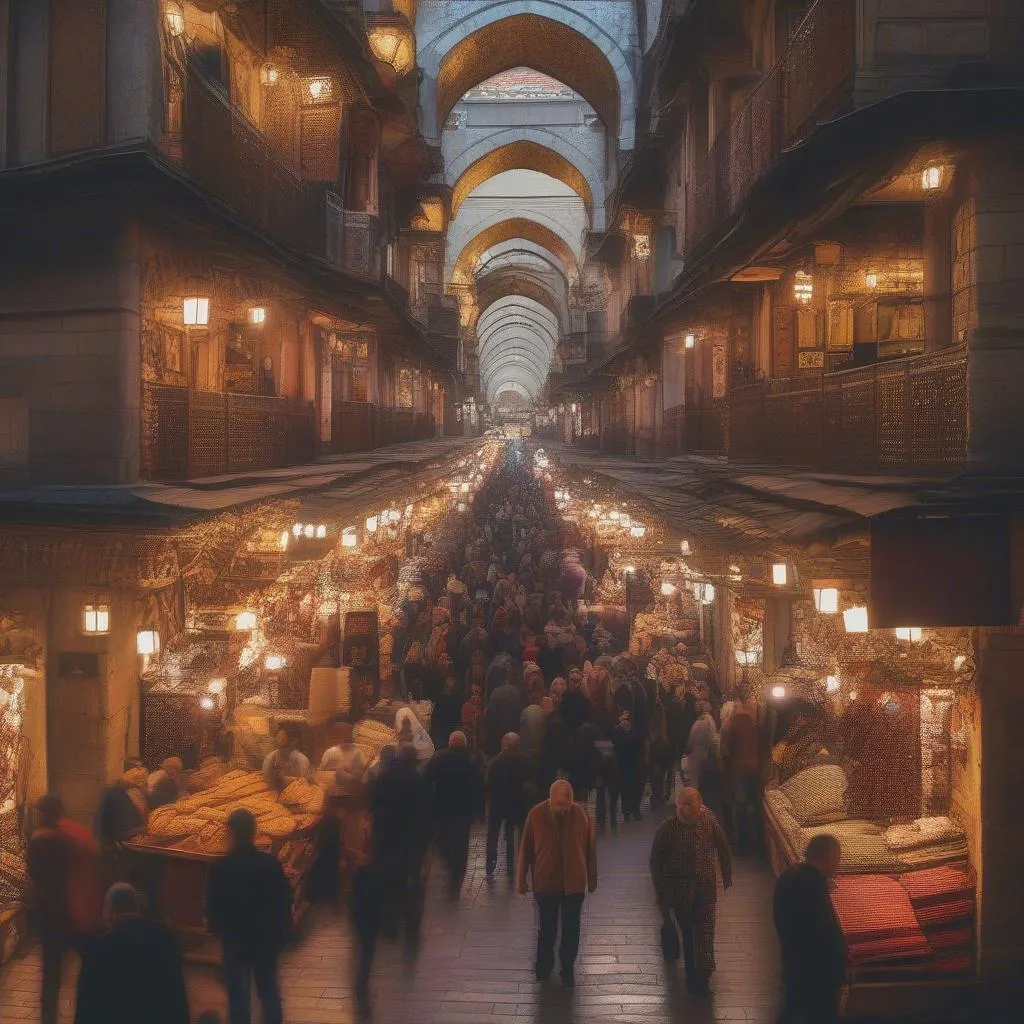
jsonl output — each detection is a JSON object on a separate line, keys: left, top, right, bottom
{"left": 264, "top": 654, "right": 286, "bottom": 671}
{"left": 365, "top": 516, "right": 378, "bottom": 534}
{"left": 165, "top": 2, "right": 185, "bottom": 36}
{"left": 684, "top": 333, "right": 695, "bottom": 350}
{"left": 660, "top": 582, "right": 676, "bottom": 597}
{"left": 460, "top": 482, "right": 470, "bottom": 494}
{"left": 825, "top": 675, "right": 840, "bottom": 693}
{"left": 315, "top": 524, "right": 327, "bottom": 539}
{"left": 457, "top": 502, "right": 468, "bottom": 513}
{"left": 234, "top": 610, "right": 258, "bottom": 631}
{"left": 630, "top": 525, "right": 646, "bottom": 538}
{"left": 865, "top": 272, "right": 878, "bottom": 289}
{"left": 680, "top": 539, "right": 692, "bottom": 555}
{"left": 735, "top": 650, "right": 759, "bottom": 666}
{"left": 843, "top": 606, "right": 869, "bottom": 633}
{"left": 306, "top": 77, "right": 332, "bottom": 102}
{"left": 208, "top": 678, "right": 227, "bottom": 695}
{"left": 200, "top": 695, "right": 216, "bottom": 711}
{"left": 849, "top": 691, "right": 858, "bottom": 702}
{"left": 894, "top": 627, "right": 923, "bottom": 642}
{"left": 341, "top": 527, "right": 358, "bottom": 548}
{"left": 136, "top": 630, "right": 160, "bottom": 655}
{"left": 793, "top": 271, "right": 814, "bottom": 305}
{"left": 771, "top": 685, "right": 787, "bottom": 699}
{"left": 248, "top": 306, "right": 267, "bottom": 325}
{"left": 292, "top": 523, "right": 303, "bottom": 537}
{"left": 813, "top": 587, "right": 839, "bottom": 614}
{"left": 609, "top": 510, "right": 620, "bottom": 521}
{"left": 303, "top": 524, "right": 314, "bottom": 539}
{"left": 83, "top": 604, "right": 110, "bottom": 634}
{"left": 921, "top": 166, "right": 943, "bottom": 191}
{"left": 772, "top": 563, "right": 788, "bottom": 586}
{"left": 183, "top": 296, "right": 210, "bottom": 326}
{"left": 279, "top": 531, "right": 289, "bottom": 550}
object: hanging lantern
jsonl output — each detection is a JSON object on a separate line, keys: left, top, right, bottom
{"left": 825, "top": 675, "right": 840, "bottom": 693}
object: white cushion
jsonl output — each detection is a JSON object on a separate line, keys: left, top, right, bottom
{"left": 779, "top": 763, "right": 849, "bottom": 825}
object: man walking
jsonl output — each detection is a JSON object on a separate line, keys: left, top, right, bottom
{"left": 516, "top": 779, "right": 597, "bottom": 987}
{"left": 74, "top": 883, "right": 189, "bottom": 1024}
{"left": 205, "top": 809, "right": 293, "bottom": 1024}
{"left": 649, "top": 788, "right": 732, "bottom": 996}
{"left": 773, "top": 833, "right": 848, "bottom": 1024}
{"left": 485, "top": 732, "right": 530, "bottom": 879}
{"left": 425, "top": 730, "right": 484, "bottom": 897}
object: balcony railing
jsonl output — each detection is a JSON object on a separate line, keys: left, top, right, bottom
{"left": 326, "top": 197, "right": 382, "bottom": 278}
{"left": 686, "top": 0, "right": 856, "bottom": 251}
{"left": 726, "top": 347, "right": 968, "bottom": 472}
{"left": 143, "top": 384, "right": 317, "bottom": 481}
{"left": 182, "top": 64, "right": 324, "bottom": 257}
{"left": 331, "top": 401, "right": 436, "bottom": 453}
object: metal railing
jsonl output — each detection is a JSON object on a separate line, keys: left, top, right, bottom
{"left": 325, "top": 196, "right": 382, "bottom": 278}
{"left": 725, "top": 348, "right": 968, "bottom": 472}
{"left": 331, "top": 402, "right": 436, "bottom": 452}
{"left": 143, "top": 384, "right": 316, "bottom": 481}
{"left": 685, "top": 0, "right": 856, "bottom": 251}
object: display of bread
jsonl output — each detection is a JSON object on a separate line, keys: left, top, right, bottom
{"left": 353, "top": 719, "right": 398, "bottom": 767}
{"left": 139, "top": 769, "right": 318, "bottom": 853}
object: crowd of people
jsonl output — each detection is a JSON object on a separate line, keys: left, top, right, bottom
{"left": 19, "top": 442, "right": 850, "bottom": 1024}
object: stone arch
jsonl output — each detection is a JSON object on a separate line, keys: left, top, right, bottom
{"left": 421, "top": 8, "right": 634, "bottom": 149}
{"left": 449, "top": 218, "right": 579, "bottom": 291}
{"left": 475, "top": 269, "right": 567, "bottom": 330}
{"left": 450, "top": 141, "right": 594, "bottom": 222}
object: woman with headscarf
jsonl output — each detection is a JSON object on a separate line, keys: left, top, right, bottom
{"left": 395, "top": 706, "right": 435, "bottom": 765}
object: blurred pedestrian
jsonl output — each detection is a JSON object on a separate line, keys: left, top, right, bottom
{"left": 74, "top": 883, "right": 189, "bottom": 1024}
{"left": 485, "top": 732, "right": 530, "bottom": 879}
{"left": 773, "top": 834, "right": 848, "bottom": 1024}
{"left": 517, "top": 780, "right": 597, "bottom": 987}
{"left": 649, "top": 788, "right": 732, "bottom": 996}
{"left": 205, "top": 810, "right": 292, "bottom": 1024}
{"left": 425, "top": 731, "right": 484, "bottom": 897}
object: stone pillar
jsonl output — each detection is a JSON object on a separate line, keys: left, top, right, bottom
{"left": 955, "top": 144, "right": 1024, "bottom": 467}
{"left": 974, "top": 629, "right": 1024, "bottom": 1011}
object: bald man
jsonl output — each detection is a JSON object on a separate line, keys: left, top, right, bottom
{"left": 649, "top": 788, "right": 732, "bottom": 996}
{"left": 516, "top": 780, "right": 597, "bottom": 987}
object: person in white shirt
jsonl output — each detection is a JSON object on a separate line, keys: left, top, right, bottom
{"left": 320, "top": 721, "right": 367, "bottom": 796}
{"left": 262, "top": 725, "right": 310, "bottom": 790}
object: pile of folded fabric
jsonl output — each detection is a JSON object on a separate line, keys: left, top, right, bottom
{"left": 831, "top": 874, "right": 933, "bottom": 980}
{"left": 900, "top": 865, "right": 975, "bottom": 976}
{"left": 884, "top": 816, "right": 969, "bottom": 869}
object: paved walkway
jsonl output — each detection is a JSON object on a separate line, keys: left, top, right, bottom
{"left": 0, "top": 806, "right": 784, "bottom": 1024}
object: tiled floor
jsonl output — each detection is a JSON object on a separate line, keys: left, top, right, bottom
{"left": 0, "top": 806, "right": 976, "bottom": 1023}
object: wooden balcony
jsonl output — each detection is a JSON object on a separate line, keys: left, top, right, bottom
{"left": 725, "top": 347, "right": 968, "bottom": 473}
{"left": 182, "top": 64, "right": 324, "bottom": 257}
{"left": 685, "top": 0, "right": 856, "bottom": 251}
{"left": 143, "top": 384, "right": 317, "bottom": 481}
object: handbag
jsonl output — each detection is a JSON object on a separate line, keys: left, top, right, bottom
{"left": 660, "top": 909, "right": 680, "bottom": 961}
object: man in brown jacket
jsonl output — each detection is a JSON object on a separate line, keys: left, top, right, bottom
{"left": 516, "top": 779, "right": 597, "bottom": 986}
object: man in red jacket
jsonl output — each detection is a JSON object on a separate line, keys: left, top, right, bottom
{"left": 516, "top": 779, "right": 597, "bottom": 987}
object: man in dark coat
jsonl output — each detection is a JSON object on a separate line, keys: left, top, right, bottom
{"left": 27, "top": 795, "right": 76, "bottom": 1024}
{"left": 205, "top": 809, "right": 293, "bottom": 1024}
{"left": 484, "top": 670, "right": 523, "bottom": 757}
{"left": 611, "top": 710, "right": 644, "bottom": 821}
{"left": 485, "top": 732, "right": 530, "bottom": 878}
{"left": 773, "top": 833, "right": 848, "bottom": 1024}
{"left": 74, "top": 883, "right": 189, "bottom": 1024}
{"left": 425, "top": 730, "right": 484, "bottom": 897}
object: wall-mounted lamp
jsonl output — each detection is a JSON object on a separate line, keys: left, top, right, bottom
{"left": 921, "top": 166, "right": 943, "bottom": 191}
{"left": 136, "top": 630, "right": 160, "bottom": 655}
{"left": 248, "top": 306, "right": 267, "bottom": 325}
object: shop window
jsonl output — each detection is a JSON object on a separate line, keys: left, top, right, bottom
{"left": 397, "top": 368, "right": 414, "bottom": 408}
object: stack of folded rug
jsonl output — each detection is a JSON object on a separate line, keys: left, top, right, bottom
{"left": 899, "top": 865, "right": 975, "bottom": 976}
